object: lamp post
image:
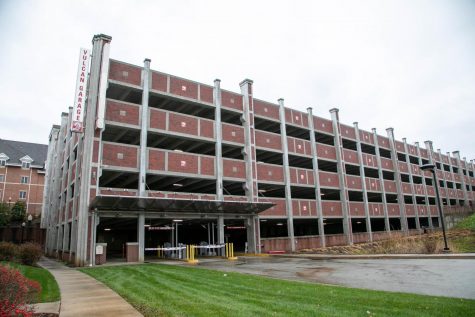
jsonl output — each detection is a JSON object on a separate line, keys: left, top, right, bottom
{"left": 27, "top": 214, "right": 33, "bottom": 242}
{"left": 21, "top": 222, "right": 26, "bottom": 244}
{"left": 420, "top": 164, "right": 450, "bottom": 251}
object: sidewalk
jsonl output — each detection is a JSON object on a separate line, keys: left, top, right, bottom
{"left": 38, "top": 257, "right": 143, "bottom": 317}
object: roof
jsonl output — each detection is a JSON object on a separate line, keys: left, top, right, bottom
{"left": 90, "top": 196, "right": 274, "bottom": 216}
{"left": 0, "top": 139, "right": 48, "bottom": 168}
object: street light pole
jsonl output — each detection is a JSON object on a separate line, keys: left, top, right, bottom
{"left": 420, "top": 164, "right": 450, "bottom": 251}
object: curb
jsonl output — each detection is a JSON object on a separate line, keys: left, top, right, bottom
{"left": 270, "top": 253, "right": 475, "bottom": 260}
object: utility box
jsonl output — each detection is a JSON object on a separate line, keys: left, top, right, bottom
{"left": 126, "top": 242, "right": 139, "bottom": 262}
{"left": 95, "top": 243, "right": 107, "bottom": 265}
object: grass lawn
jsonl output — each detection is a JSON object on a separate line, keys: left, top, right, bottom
{"left": 2, "top": 261, "right": 60, "bottom": 303}
{"left": 451, "top": 213, "right": 475, "bottom": 252}
{"left": 80, "top": 264, "right": 474, "bottom": 317}
{"left": 454, "top": 213, "right": 475, "bottom": 231}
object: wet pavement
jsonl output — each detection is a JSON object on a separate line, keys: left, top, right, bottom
{"left": 172, "top": 256, "right": 475, "bottom": 299}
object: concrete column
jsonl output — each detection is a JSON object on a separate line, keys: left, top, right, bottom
{"left": 307, "top": 107, "right": 326, "bottom": 247}
{"left": 246, "top": 216, "right": 257, "bottom": 253}
{"left": 372, "top": 128, "right": 390, "bottom": 232}
{"left": 214, "top": 79, "right": 224, "bottom": 201}
{"left": 441, "top": 150, "right": 454, "bottom": 208}
{"left": 139, "top": 59, "right": 151, "bottom": 197}
{"left": 329, "top": 108, "right": 352, "bottom": 244}
{"left": 425, "top": 140, "right": 442, "bottom": 225}
{"left": 217, "top": 216, "right": 224, "bottom": 244}
{"left": 403, "top": 138, "right": 420, "bottom": 230}
{"left": 278, "top": 99, "right": 295, "bottom": 252}
{"left": 386, "top": 128, "right": 408, "bottom": 233}
{"left": 453, "top": 151, "right": 469, "bottom": 206}
{"left": 239, "top": 79, "right": 257, "bottom": 202}
{"left": 76, "top": 34, "right": 112, "bottom": 266}
{"left": 415, "top": 142, "right": 433, "bottom": 228}
{"left": 138, "top": 213, "right": 145, "bottom": 262}
{"left": 54, "top": 114, "right": 68, "bottom": 256}
{"left": 353, "top": 122, "right": 372, "bottom": 242}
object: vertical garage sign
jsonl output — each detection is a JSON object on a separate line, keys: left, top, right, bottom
{"left": 71, "top": 48, "right": 91, "bottom": 133}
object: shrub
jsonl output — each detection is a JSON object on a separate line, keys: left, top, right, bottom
{"left": 18, "top": 243, "right": 43, "bottom": 266}
{"left": 0, "top": 264, "right": 41, "bottom": 317}
{"left": 422, "top": 238, "right": 438, "bottom": 254}
{"left": 0, "top": 241, "right": 18, "bottom": 261}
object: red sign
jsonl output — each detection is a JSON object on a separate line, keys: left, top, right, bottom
{"left": 71, "top": 48, "right": 90, "bottom": 133}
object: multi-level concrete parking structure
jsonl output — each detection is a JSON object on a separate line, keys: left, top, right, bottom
{"left": 42, "top": 34, "right": 475, "bottom": 266}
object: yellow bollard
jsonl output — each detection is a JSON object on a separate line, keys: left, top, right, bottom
{"left": 226, "top": 242, "right": 238, "bottom": 261}
{"left": 187, "top": 244, "right": 198, "bottom": 264}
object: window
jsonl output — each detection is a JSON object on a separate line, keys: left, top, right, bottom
{"left": 21, "top": 161, "right": 31, "bottom": 169}
{"left": 19, "top": 191, "right": 27, "bottom": 199}
{"left": 0, "top": 175, "right": 4, "bottom": 182}
{"left": 0, "top": 160, "right": 5, "bottom": 167}
{"left": 21, "top": 176, "right": 29, "bottom": 184}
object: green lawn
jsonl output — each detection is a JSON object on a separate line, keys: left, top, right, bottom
{"left": 80, "top": 264, "right": 474, "bottom": 317}
{"left": 2, "top": 261, "right": 60, "bottom": 302}
{"left": 454, "top": 213, "right": 475, "bottom": 231}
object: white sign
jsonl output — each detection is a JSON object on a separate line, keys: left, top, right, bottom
{"left": 71, "top": 48, "right": 91, "bottom": 133}
{"left": 95, "top": 245, "right": 103, "bottom": 255}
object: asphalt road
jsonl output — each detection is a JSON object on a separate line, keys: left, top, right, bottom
{"left": 188, "top": 256, "right": 475, "bottom": 299}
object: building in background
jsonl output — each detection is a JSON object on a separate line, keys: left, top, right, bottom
{"left": 42, "top": 34, "right": 475, "bottom": 266}
{"left": 0, "top": 139, "right": 47, "bottom": 215}
{"left": 0, "top": 139, "right": 48, "bottom": 244}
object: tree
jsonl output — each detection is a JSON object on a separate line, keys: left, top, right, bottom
{"left": 0, "top": 202, "right": 10, "bottom": 226}
{"left": 10, "top": 201, "right": 26, "bottom": 222}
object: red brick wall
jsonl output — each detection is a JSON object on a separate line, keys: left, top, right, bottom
{"left": 109, "top": 60, "right": 142, "bottom": 86}
{"left": 340, "top": 124, "right": 356, "bottom": 139}
{"left": 319, "top": 144, "right": 337, "bottom": 161}
{"left": 368, "top": 203, "right": 384, "bottom": 216}
{"left": 151, "top": 71, "right": 167, "bottom": 92}
{"left": 200, "top": 156, "right": 215, "bottom": 176}
{"left": 253, "top": 100, "right": 279, "bottom": 120}
{"left": 359, "top": 129, "right": 374, "bottom": 144}
{"left": 149, "top": 108, "right": 167, "bottom": 130}
{"left": 167, "top": 152, "right": 198, "bottom": 174}
{"left": 260, "top": 198, "right": 286, "bottom": 216}
{"left": 314, "top": 117, "right": 333, "bottom": 134}
{"left": 387, "top": 204, "right": 400, "bottom": 216}
{"left": 292, "top": 199, "right": 317, "bottom": 216}
{"left": 321, "top": 201, "right": 342, "bottom": 216}
{"left": 200, "top": 119, "right": 214, "bottom": 139}
{"left": 222, "top": 124, "right": 244, "bottom": 144}
{"left": 289, "top": 168, "right": 314, "bottom": 186}
{"left": 169, "top": 112, "right": 198, "bottom": 135}
{"left": 257, "top": 164, "right": 284, "bottom": 183}
{"left": 349, "top": 202, "right": 365, "bottom": 216}
{"left": 105, "top": 100, "right": 140, "bottom": 126}
{"left": 319, "top": 172, "right": 340, "bottom": 188}
{"left": 380, "top": 158, "right": 393, "bottom": 170}
{"left": 200, "top": 85, "right": 213, "bottom": 104}
{"left": 221, "top": 90, "right": 243, "bottom": 111}
{"left": 148, "top": 149, "right": 165, "bottom": 171}
{"left": 169, "top": 77, "right": 198, "bottom": 100}
{"left": 346, "top": 175, "right": 362, "bottom": 190}
{"left": 377, "top": 135, "right": 390, "bottom": 149}
{"left": 285, "top": 108, "right": 308, "bottom": 128}
{"left": 288, "top": 138, "right": 311, "bottom": 156}
{"left": 365, "top": 177, "right": 381, "bottom": 192}
{"left": 102, "top": 143, "right": 138, "bottom": 169}
{"left": 223, "top": 159, "right": 246, "bottom": 179}
{"left": 255, "top": 131, "right": 281, "bottom": 151}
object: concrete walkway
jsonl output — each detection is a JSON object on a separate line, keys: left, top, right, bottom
{"left": 39, "top": 257, "right": 143, "bottom": 317}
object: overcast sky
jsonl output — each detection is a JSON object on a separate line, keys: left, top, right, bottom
{"left": 1, "top": 0, "right": 474, "bottom": 160}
